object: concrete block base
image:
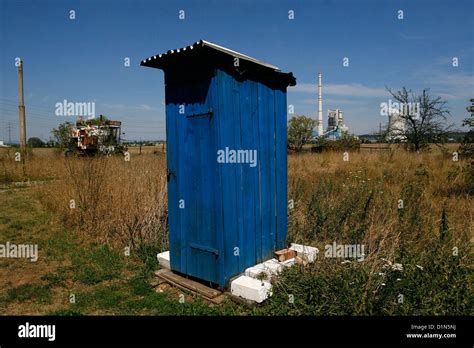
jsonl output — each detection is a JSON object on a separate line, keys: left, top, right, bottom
{"left": 230, "top": 275, "right": 272, "bottom": 303}
{"left": 157, "top": 251, "right": 171, "bottom": 270}
{"left": 290, "top": 243, "right": 319, "bottom": 263}
{"left": 158, "top": 242, "right": 318, "bottom": 304}
{"left": 244, "top": 258, "right": 283, "bottom": 281}
{"left": 231, "top": 243, "right": 318, "bottom": 303}
{"left": 281, "top": 258, "right": 296, "bottom": 267}
{"left": 275, "top": 248, "right": 297, "bottom": 262}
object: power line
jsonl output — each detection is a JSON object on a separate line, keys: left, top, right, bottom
{"left": 0, "top": 105, "right": 166, "bottom": 126}
{"left": 6, "top": 122, "right": 13, "bottom": 144}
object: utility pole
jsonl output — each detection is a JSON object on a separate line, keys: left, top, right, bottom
{"left": 18, "top": 59, "right": 27, "bottom": 156}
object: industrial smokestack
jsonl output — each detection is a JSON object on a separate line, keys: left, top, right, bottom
{"left": 317, "top": 72, "right": 323, "bottom": 136}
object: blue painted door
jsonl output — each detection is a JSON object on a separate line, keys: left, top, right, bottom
{"left": 183, "top": 111, "right": 220, "bottom": 284}
{"left": 166, "top": 77, "right": 222, "bottom": 286}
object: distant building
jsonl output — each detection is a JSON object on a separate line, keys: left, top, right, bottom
{"left": 326, "top": 109, "right": 348, "bottom": 140}
{"left": 0, "top": 140, "right": 8, "bottom": 147}
{"left": 310, "top": 72, "right": 350, "bottom": 140}
{"left": 386, "top": 109, "right": 406, "bottom": 142}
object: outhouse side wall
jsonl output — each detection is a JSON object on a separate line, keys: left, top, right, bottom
{"left": 215, "top": 69, "right": 288, "bottom": 284}
{"left": 164, "top": 67, "right": 289, "bottom": 287}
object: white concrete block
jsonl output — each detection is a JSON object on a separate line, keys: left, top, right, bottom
{"left": 281, "top": 258, "right": 296, "bottom": 267}
{"left": 230, "top": 275, "right": 272, "bottom": 303}
{"left": 290, "top": 243, "right": 319, "bottom": 263}
{"left": 262, "top": 258, "right": 283, "bottom": 274}
{"left": 245, "top": 263, "right": 266, "bottom": 279}
{"left": 263, "top": 258, "right": 280, "bottom": 265}
{"left": 245, "top": 258, "right": 283, "bottom": 280}
{"left": 157, "top": 251, "right": 170, "bottom": 270}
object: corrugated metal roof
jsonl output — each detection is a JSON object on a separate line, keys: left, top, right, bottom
{"left": 140, "top": 39, "right": 281, "bottom": 71}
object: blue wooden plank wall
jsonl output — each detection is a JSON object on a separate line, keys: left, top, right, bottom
{"left": 166, "top": 69, "right": 288, "bottom": 287}
{"left": 215, "top": 69, "right": 288, "bottom": 285}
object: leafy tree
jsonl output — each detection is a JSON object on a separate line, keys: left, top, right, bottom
{"left": 27, "top": 137, "right": 45, "bottom": 148}
{"left": 459, "top": 100, "right": 474, "bottom": 158}
{"left": 51, "top": 122, "right": 74, "bottom": 149}
{"left": 386, "top": 87, "right": 452, "bottom": 151}
{"left": 288, "top": 115, "right": 315, "bottom": 152}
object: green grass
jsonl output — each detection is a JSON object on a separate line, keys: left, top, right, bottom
{"left": 0, "top": 189, "right": 52, "bottom": 244}
{"left": 6, "top": 283, "right": 53, "bottom": 304}
{"left": 40, "top": 267, "right": 69, "bottom": 288}
{"left": 47, "top": 309, "right": 83, "bottom": 316}
{"left": 0, "top": 186, "right": 243, "bottom": 315}
{"left": 74, "top": 284, "right": 129, "bottom": 311}
{"left": 44, "top": 230, "right": 77, "bottom": 260}
{"left": 127, "top": 271, "right": 153, "bottom": 296}
{"left": 8, "top": 221, "right": 24, "bottom": 231}
{"left": 253, "top": 237, "right": 473, "bottom": 316}
{"left": 71, "top": 245, "right": 125, "bottom": 285}
{"left": 1, "top": 149, "right": 472, "bottom": 316}
{"left": 60, "top": 266, "right": 242, "bottom": 315}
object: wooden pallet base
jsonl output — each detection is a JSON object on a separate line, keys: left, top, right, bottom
{"left": 154, "top": 269, "right": 226, "bottom": 305}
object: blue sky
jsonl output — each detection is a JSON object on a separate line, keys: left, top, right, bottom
{"left": 1, "top": 0, "right": 473, "bottom": 141}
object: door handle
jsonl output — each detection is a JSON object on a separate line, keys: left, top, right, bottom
{"left": 189, "top": 243, "right": 219, "bottom": 257}
{"left": 167, "top": 169, "right": 176, "bottom": 182}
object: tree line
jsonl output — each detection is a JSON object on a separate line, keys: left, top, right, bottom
{"left": 287, "top": 87, "right": 473, "bottom": 156}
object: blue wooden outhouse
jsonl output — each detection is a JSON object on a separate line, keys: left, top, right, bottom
{"left": 141, "top": 40, "right": 296, "bottom": 288}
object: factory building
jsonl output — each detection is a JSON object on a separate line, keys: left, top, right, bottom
{"left": 326, "top": 109, "right": 348, "bottom": 140}
{"left": 312, "top": 73, "right": 348, "bottom": 140}
{"left": 386, "top": 109, "right": 407, "bottom": 142}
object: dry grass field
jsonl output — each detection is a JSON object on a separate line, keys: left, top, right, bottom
{"left": 0, "top": 145, "right": 472, "bottom": 315}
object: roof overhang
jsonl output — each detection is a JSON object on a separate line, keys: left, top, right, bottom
{"left": 140, "top": 40, "right": 296, "bottom": 87}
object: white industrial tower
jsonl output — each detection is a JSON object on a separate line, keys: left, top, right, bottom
{"left": 317, "top": 72, "right": 324, "bottom": 136}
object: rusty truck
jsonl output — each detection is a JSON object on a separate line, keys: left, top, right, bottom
{"left": 65, "top": 115, "right": 127, "bottom": 156}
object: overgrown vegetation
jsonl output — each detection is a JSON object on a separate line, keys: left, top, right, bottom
{"left": 37, "top": 153, "right": 169, "bottom": 250}
{"left": 459, "top": 107, "right": 474, "bottom": 158}
{"left": 0, "top": 146, "right": 472, "bottom": 315}
{"left": 50, "top": 121, "right": 74, "bottom": 150}
{"left": 0, "top": 185, "right": 238, "bottom": 315}
{"left": 280, "top": 149, "right": 472, "bottom": 315}
{"left": 311, "top": 136, "right": 361, "bottom": 152}
{"left": 287, "top": 115, "right": 315, "bottom": 152}
{"left": 385, "top": 87, "right": 452, "bottom": 151}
